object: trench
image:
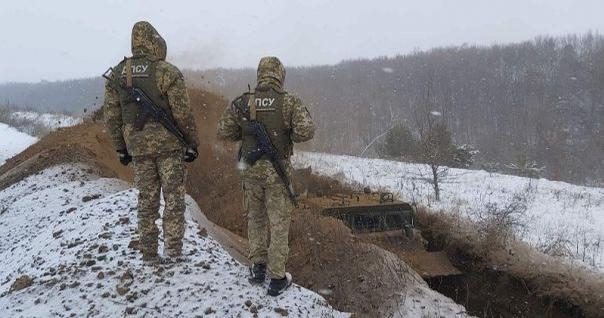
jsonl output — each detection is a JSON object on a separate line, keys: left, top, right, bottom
{"left": 419, "top": 227, "right": 586, "bottom": 318}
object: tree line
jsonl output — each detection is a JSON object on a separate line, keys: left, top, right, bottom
{"left": 0, "top": 77, "right": 104, "bottom": 115}
{"left": 188, "top": 33, "right": 604, "bottom": 186}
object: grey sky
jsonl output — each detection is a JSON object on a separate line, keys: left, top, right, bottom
{"left": 1, "top": 0, "right": 604, "bottom": 83}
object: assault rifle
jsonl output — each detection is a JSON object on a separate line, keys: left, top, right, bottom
{"left": 233, "top": 96, "right": 298, "bottom": 207}
{"left": 102, "top": 67, "right": 191, "bottom": 148}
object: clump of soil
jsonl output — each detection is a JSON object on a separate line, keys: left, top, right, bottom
{"left": 9, "top": 275, "right": 33, "bottom": 293}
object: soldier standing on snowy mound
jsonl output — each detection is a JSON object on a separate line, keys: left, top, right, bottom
{"left": 217, "top": 56, "right": 315, "bottom": 296}
{"left": 103, "top": 21, "right": 199, "bottom": 263}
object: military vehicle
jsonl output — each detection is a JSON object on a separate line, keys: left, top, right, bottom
{"left": 301, "top": 190, "right": 460, "bottom": 278}
{"left": 310, "top": 191, "right": 415, "bottom": 236}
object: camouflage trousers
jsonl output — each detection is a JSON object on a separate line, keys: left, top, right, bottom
{"left": 242, "top": 160, "right": 294, "bottom": 279}
{"left": 133, "top": 150, "right": 186, "bottom": 257}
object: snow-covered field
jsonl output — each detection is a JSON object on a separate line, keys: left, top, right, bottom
{"left": 0, "top": 110, "right": 81, "bottom": 166}
{"left": 293, "top": 152, "right": 604, "bottom": 273}
{"left": 10, "top": 111, "right": 81, "bottom": 130}
{"left": 0, "top": 123, "right": 38, "bottom": 166}
{"left": 0, "top": 164, "right": 348, "bottom": 317}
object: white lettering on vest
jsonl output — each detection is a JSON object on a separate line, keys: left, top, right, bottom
{"left": 121, "top": 64, "right": 149, "bottom": 75}
{"left": 255, "top": 98, "right": 275, "bottom": 108}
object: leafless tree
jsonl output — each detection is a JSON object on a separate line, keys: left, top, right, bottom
{"left": 418, "top": 118, "right": 451, "bottom": 201}
{"left": 412, "top": 79, "right": 453, "bottom": 201}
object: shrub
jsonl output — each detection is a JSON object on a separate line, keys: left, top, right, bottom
{"left": 376, "top": 121, "right": 419, "bottom": 160}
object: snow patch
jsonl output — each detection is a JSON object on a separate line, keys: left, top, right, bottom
{"left": 0, "top": 122, "right": 38, "bottom": 166}
{"left": 10, "top": 111, "right": 82, "bottom": 130}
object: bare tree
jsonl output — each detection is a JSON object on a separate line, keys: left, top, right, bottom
{"left": 411, "top": 75, "right": 453, "bottom": 201}
{"left": 418, "top": 117, "right": 452, "bottom": 201}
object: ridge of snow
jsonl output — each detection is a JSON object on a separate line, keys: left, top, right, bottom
{"left": 293, "top": 152, "right": 604, "bottom": 273}
{"left": 0, "top": 123, "right": 38, "bottom": 166}
{"left": 10, "top": 111, "right": 82, "bottom": 130}
{"left": 0, "top": 164, "right": 348, "bottom": 317}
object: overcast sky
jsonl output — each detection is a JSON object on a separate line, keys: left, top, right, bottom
{"left": 2, "top": 0, "right": 604, "bottom": 83}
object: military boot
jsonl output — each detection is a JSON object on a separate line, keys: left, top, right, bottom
{"left": 164, "top": 247, "right": 187, "bottom": 263}
{"left": 267, "top": 272, "right": 292, "bottom": 296}
{"left": 248, "top": 263, "right": 267, "bottom": 285}
{"left": 141, "top": 244, "right": 160, "bottom": 265}
{"left": 164, "top": 247, "right": 182, "bottom": 258}
{"left": 142, "top": 253, "right": 160, "bottom": 265}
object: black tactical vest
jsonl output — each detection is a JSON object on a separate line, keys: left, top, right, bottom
{"left": 116, "top": 56, "right": 172, "bottom": 127}
{"left": 239, "top": 87, "right": 293, "bottom": 162}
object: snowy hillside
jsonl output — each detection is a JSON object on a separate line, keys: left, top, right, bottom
{"left": 10, "top": 111, "right": 81, "bottom": 130}
{"left": 293, "top": 152, "right": 604, "bottom": 273}
{"left": 0, "top": 164, "right": 348, "bottom": 317}
{"left": 0, "top": 123, "right": 37, "bottom": 166}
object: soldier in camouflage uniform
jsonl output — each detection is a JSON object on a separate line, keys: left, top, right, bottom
{"left": 217, "top": 57, "right": 315, "bottom": 296}
{"left": 103, "top": 21, "right": 199, "bottom": 263}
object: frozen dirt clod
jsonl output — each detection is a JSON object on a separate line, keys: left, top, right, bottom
{"left": 9, "top": 275, "right": 34, "bottom": 293}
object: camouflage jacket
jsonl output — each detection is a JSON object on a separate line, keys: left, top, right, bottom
{"left": 103, "top": 21, "right": 198, "bottom": 157}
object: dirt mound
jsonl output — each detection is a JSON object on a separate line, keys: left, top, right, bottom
{"left": 287, "top": 208, "right": 426, "bottom": 316}
{"left": 0, "top": 122, "right": 132, "bottom": 190}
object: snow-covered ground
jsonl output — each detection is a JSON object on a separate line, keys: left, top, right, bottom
{"left": 0, "top": 123, "right": 38, "bottom": 166}
{"left": 293, "top": 152, "right": 604, "bottom": 273}
{"left": 10, "top": 111, "right": 81, "bottom": 130}
{"left": 0, "top": 164, "right": 348, "bottom": 317}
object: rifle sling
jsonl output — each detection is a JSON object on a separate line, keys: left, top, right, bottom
{"left": 125, "top": 58, "right": 133, "bottom": 88}
{"left": 248, "top": 92, "right": 257, "bottom": 121}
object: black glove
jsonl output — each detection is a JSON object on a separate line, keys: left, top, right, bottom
{"left": 117, "top": 149, "right": 132, "bottom": 166}
{"left": 183, "top": 147, "right": 198, "bottom": 163}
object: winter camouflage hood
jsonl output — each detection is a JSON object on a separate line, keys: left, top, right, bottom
{"left": 257, "top": 56, "right": 285, "bottom": 89}
{"left": 131, "top": 21, "right": 166, "bottom": 60}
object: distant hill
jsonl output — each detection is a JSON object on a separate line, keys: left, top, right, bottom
{"left": 0, "top": 77, "right": 104, "bottom": 115}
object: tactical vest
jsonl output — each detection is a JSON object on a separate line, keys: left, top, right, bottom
{"left": 116, "top": 56, "right": 172, "bottom": 127}
{"left": 239, "top": 87, "right": 293, "bottom": 162}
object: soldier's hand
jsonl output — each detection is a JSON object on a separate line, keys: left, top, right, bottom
{"left": 183, "top": 147, "right": 198, "bottom": 163}
{"left": 117, "top": 149, "right": 132, "bottom": 166}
